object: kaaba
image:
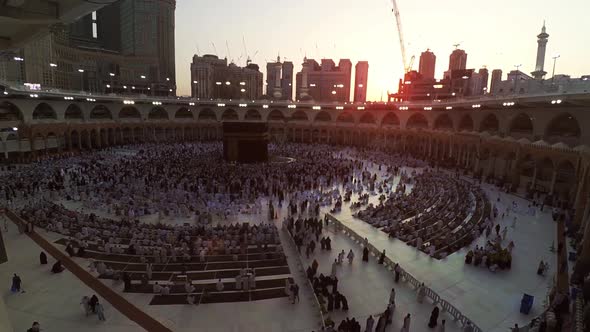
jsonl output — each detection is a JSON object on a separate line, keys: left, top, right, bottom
{"left": 223, "top": 122, "right": 269, "bottom": 163}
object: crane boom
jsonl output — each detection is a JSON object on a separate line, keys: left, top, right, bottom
{"left": 391, "top": 0, "right": 408, "bottom": 73}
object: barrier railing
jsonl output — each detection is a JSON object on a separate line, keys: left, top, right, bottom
{"left": 326, "top": 214, "right": 483, "bottom": 332}
{"left": 282, "top": 226, "right": 326, "bottom": 330}
{"left": 573, "top": 291, "right": 584, "bottom": 332}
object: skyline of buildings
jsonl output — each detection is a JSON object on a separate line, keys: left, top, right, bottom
{"left": 1, "top": 5, "right": 589, "bottom": 103}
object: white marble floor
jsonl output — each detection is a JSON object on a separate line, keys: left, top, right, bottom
{"left": 298, "top": 223, "right": 464, "bottom": 332}
{"left": 330, "top": 181, "right": 556, "bottom": 332}
{"left": 0, "top": 215, "right": 144, "bottom": 332}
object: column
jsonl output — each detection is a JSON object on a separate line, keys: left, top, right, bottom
{"left": 549, "top": 170, "right": 558, "bottom": 194}
{"left": 579, "top": 208, "right": 590, "bottom": 267}
{"left": 573, "top": 167, "right": 588, "bottom": 227}
{"left": 531, "top": 166, "right": 538, "bottom": 189}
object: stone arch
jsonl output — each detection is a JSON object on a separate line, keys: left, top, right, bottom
{"left": 479, "top": 113, "right": 499, "bottom": 133}
{"left": 545, "top": 113, "right": 581, "bottom": 146}
{"left": 268, "top": 109, "right": 285, "bottom": 121}
{"left": 290, "top": 110, "right": 308, "bottom": 121}
{"left": 336, "top": 112, "right": 354, "bottom": 123}
{"left": 458, "top": 114, "right": 474, "bottom": 132}
{"left": 119, "top": 106, "right": 141, "bottom": 119}
{"left": 65, "top": 104, "right": 83, "bottom": 120}
{"left": 406, "top": 113, "right": 428, "bottom": 130}
{"left": 148, "top": 107, "right": 169, "bottom": 120}
{"left": 175, "top": 107, "right": 193, "bottom": 119}
{"left": 89, "top": 105, "right": 112, "bottom": 120}
{"left": 509, "top": 113, "right": 533, "bottom": 136}
{"left": 433, "top": 113, "right": 454, "bottom": 130}
{"left": 198, "top": 108, "right": 217, "bottom": 121}
{"left": 245, "top": 109, "right": 262, "bottom": 121}
{"left": 32, "top": 103, "right": 57, "bottom": 120}
{"left": 381, "top": 112, "right": 400, "bottom": 127}
{"left": 0, "top": 101, "right": 23, "bottom": 122}
{"left": 359, "top": 112, "right": 375, "bottom": 124}
{"left": 221, "top": 109, "right": 238, "bottom": 121}
{"left": 314, "top": 111, "right": 332, "bottom": 122}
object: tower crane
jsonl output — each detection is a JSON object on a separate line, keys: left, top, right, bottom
{"left": 391, "top": 0, "right": 414, "bottom": 73}
{"left": 242, "top": 36, "right": 259, "bottom": 65}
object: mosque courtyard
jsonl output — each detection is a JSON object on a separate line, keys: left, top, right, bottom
{"left": 0, "top": 143, "right": 559, "bottom": 332}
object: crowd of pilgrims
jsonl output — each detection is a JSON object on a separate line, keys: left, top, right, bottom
{"left": 0, "top": 141, "right": 528, "bottom": 331}
{"left": 354, "top": 168, "right": 491, "bottom": 258}
{"left": 285, "top": 215, "right": 437, "bottom": 332}
{"left": 18, "top": 200, "right": 282, "bottom": 263}
{"left": 0, "top": 143, "right": 380, "bottom": 220}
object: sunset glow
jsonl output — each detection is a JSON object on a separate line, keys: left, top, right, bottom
{"left": 175, "top": 0, "right": 590, "bottom": 100}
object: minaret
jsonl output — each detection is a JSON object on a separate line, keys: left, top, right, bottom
{"left": 299, "top": 57, "right": 310, "bottom": 99}
{"left": 531, "top": 22, "right": 549, "bottom": 79}
{"left": 272, "top": 56, "right": 283, "bottom": 99}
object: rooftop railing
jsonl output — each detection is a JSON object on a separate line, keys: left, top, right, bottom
{"left": 3, "top": 79, "right": 589, "bottom": 108}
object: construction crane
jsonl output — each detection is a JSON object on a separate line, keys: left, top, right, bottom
{"left": 391, "top": 0, "right": 413, "bottom": 73}
{"left": 242, "top": 36, "right": 258, "bottom": 65}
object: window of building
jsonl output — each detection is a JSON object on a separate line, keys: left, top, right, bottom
{"left": 92, "top": 11, "right": 98, "bottom": 39}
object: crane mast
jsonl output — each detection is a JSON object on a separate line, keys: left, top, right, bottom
{"left": 391, "top": 0, "right": 410, "bottom": 73}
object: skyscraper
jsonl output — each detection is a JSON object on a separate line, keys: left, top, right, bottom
{"left": 448, "top": 49, "right": 467, "bottom": 71}
{"left": 418, "top": 49, "right": 436, "bottom": 80}
{"left": 467, "top": 67, "right": 489, "bottom": 96}
{"left": 490, "top": 69, "right": 503, "bottom": 94}
{"left": 281, "top": 61, "right": 294, "bottom": 101}
{"left": 265, "top": 57, "right": 293, "bottom": 100}
{"left": 531, "top": 22, "right": 549, "bottom": 79}
{"left": 478, "top": 67, "right": 489, "bottom": 94}
{"left": 119, "top": 0, "right": 176, "bottom": 84}
{"left": 191, "top": 54, "right": 262, "bottom": 100}
{"left": 295, "top": 58, "right": 352, "bottom": 102}
{"left": 266, "top": 58, "right": 282, "bottom": 98}
{"left": 0, "top": 0, "right": 176, "bottom": 95}
{"left": 354, "top": 61, "right": 368, "bottom": 102}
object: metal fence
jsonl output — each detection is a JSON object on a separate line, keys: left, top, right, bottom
{"left": 282, "top": 226, "right": 327, "bottom": 330}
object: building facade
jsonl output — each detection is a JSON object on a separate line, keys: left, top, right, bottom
{"left": 0, "top": 0, "right": 176, "bottom": 96}
{"left": 190, "top": 55, "right": 263, "bottom": 100}
{"left": 296, "top": 58, "right": 352, "bottom": 102}
{"left": 490, "top": 69, "right": 503, "bottom": 95}
{"left": 281, "top": 61, "right": 294, "bottom": 101}
{"left": 354, "top": 61, "right": 369, "bottom": 103}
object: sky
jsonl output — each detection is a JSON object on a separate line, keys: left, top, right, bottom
{"left": 174, "top": 0, "right": 590, "bottom": 100}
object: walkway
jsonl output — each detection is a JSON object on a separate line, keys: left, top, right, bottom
{"left": 298, "top": 223, "right": 464, "bottom": 332}
{"left": 329, "top": 182, "right": 556, "bottom": 332}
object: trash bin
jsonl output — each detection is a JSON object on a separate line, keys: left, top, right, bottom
{"left": 520, "top": 293, "right": 534, "bottom": 314}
